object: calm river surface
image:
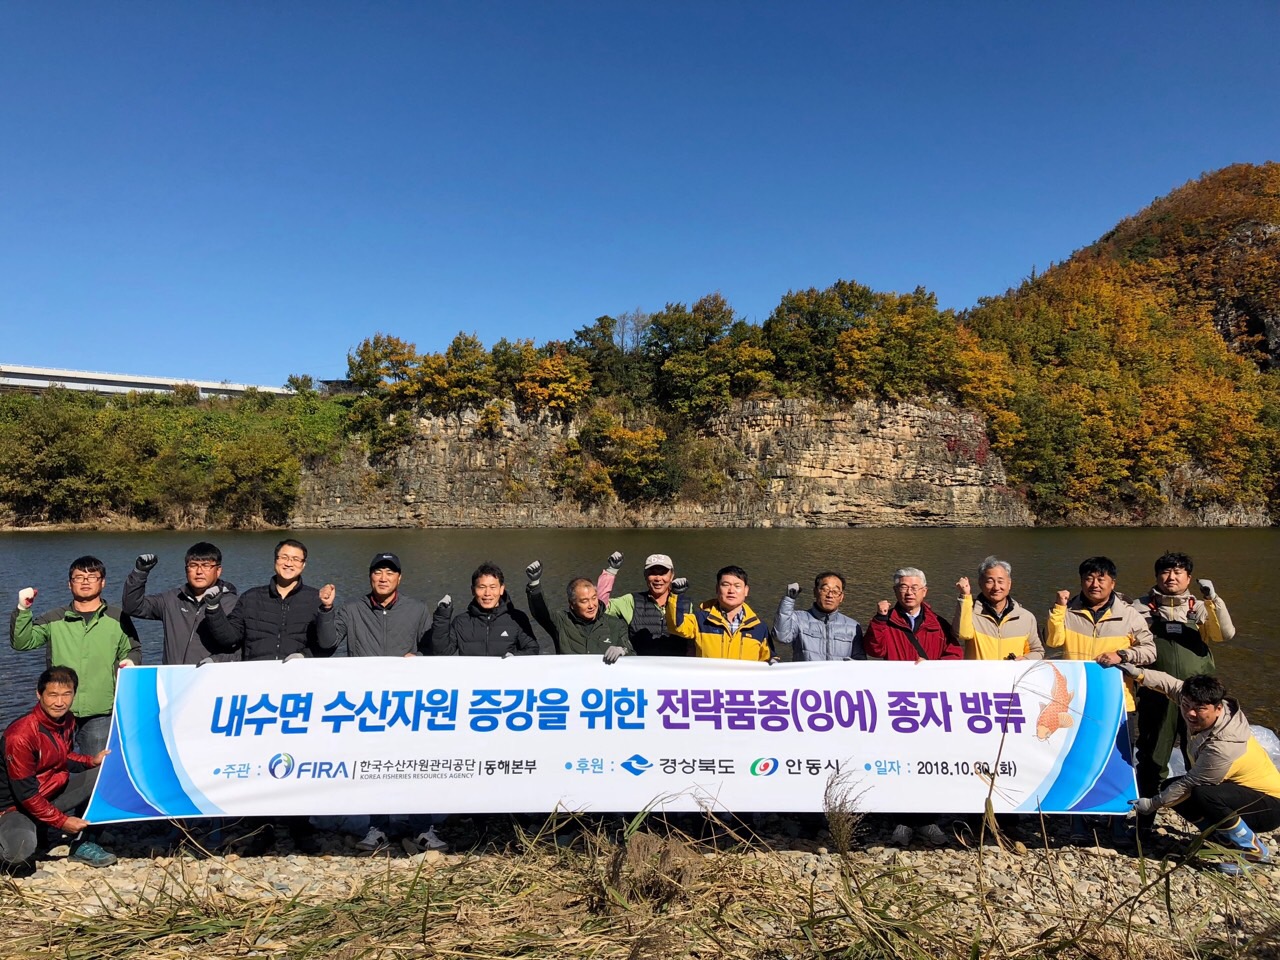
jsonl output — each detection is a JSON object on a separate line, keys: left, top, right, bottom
{"left": 2, "top": 528, "right": 1276, "bottom": 728}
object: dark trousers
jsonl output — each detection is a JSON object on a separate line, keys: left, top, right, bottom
{"left": 1172, "top": 781, "right": 1280, "bottom": 834}
{"left": 0, "top": 767, "right": 99, "bottom": 864}
{"left": 1136, "top": 689, "right": 1185, "bottom": 797}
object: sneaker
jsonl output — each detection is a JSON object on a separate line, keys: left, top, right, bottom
{"left": 408, "top": 827, "right": 448, "bottom": 852}
{"left": 357, "top": 826, "right": 389, "bottom": 851}
{"left": 67, "top": 839, "right": 117, "bottom": 868}
{"left": 890, "top": 824, "right": 913, "bottom": 846}
{"left": 919, "top": 823, "right": 948, "bottom": 847}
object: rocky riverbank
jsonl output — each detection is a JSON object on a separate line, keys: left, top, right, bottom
{"left": 5, "top": 815, "right": 1276, "bottom": 958}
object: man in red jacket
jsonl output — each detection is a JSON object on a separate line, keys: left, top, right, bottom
{"left": 0, "top": 666, "right": 114, "bottom": 872}
{"left": 865, "top": 567, "right": 961, "bottom": 846}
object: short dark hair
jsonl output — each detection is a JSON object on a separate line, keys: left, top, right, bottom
{"left": 68, "top": 556, "right": 105, "bottom": 580}
{"left": 471, "top": 562, "right": 505, "bottom": 588}
{"left": 1181, "top": 674, "right": 1226, "bottom": 707}
{"left": 814, "top": 571, "right": 845, "bottom": 592}
{"left": 566, "top": 577, "right": 596, "bottom": 603}
{"left": 1155, "top": 551, "right": 1193, "bottom": 575}
{"left": 716, "top": 565, "right": 749, "bottom": 586}
{"left": 186, "top": 542, "right": 223, "bottom": 565}
{"left": 1078, "top": 556, "right": 1117, "bottom": 580}
{"left": 39, "top": 666, "right": 79, "bottom": 693}
{"left": 274, "top": 539, "right": 308, "bottom": 561}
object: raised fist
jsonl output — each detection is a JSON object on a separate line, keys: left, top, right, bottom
{"left": 135, "top": 553, "right": 158, "bottom": 573}
{"left": 318, "top": 584, "right": 336, "bottom": 609}
{"left": 785, "top": 583, "right": 800, "bottom": 599}
{"left": 202, "top": 585, "right": 222, "bottom": 610}
{"left": 1055, "top": 589, "right": 1071, "bottom": 607}
{"left": 1197, "top": 579, "right": 1215, "bottom": 600}
{"left": 437, "top": 594, "right": 452, "bottom": 609}
{"left": 956, "top": 576, "right": 970, "bottom": 597}
{"left": 606, "top": 551, "right": 623, "bottom": 573}
{"left": 671, "top": 577, "right": 689, "bottom": 595}
{"left": 17, "top": 587, "right": 37, "bottom": 610}
{"left": 525, "top": 561, "right": 542, "bottom": 586}
{"left": 877, "top": 600, "right": 892, "bottom": 616}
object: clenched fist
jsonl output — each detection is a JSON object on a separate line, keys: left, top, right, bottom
{"left": 17, "top": 587, "right": 37, "bottom": 610}
{"left": 135, "top": 554, "right": 158, "bottom": 573}
{"left": 318, "top": 584, "right": 336, "bottom": 609}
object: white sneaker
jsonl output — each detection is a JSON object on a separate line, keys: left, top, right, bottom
{"left": 410, "top": 827, "right": 448, "bottom": 852}
{"left": 891, "top": 824, "right": 913, "bottom": 846}
{"left": 919, "top": 823, "right": 948, "bottom": 846}
{"left": 357, "top": 826, "right": 389, "bottom": 851}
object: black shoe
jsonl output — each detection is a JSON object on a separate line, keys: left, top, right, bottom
{"left": 238, "top": 824, "right": 276, "bottom": 857}
{"left": 2, "top": 859, "right": 37, "bottom": 878}
{"left": 290, "top": 828, "right": 322, "bottom": 855}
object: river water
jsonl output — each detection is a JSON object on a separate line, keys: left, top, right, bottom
{"left": 1, "top": 528, "right": 1276, "bottom": 728}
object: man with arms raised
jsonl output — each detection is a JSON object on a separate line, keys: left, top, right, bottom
{"left": 1114, "top": 666, "right": 1278, "bottom": 874}
{"left": 203, "top": 539, "right": 337, "bottom": 854}
{"left": 1133, "top": 552, "right": 1235, "bottom": 829}
{"left": 122, "top": 542, "right": 239, "bottom": 665}
{"left": 525, "top": 561, "right": 631, "bottom": 662}
{"left": 772, "top": 571, "right": 864, "bottom": 661}
{"left": 596, "top": 551, "right": 692, "bottom": 657}
{"left": 954, "top": 556, "right": 1043, "bottom": 661}
{"left": 864, "top": 567, "right": 960, "bottom": 846}
{"left": 435, "top": 561, "right": 539, "bottom": 657}
{"left": 11, "top": 556, "right": 141, "bottom": 756}
{"left": 0, "top": 667, "right": 115, "bottom": 871}
{"left": 666, "top": 565, "right": 771, "bottom": 661}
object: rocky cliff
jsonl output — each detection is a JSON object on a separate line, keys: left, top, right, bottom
{"left": 292, "top": 398, "right": 1034, "bottom": 528}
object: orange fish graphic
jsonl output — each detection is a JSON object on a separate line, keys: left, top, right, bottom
{"left": 1035, "top": 665, "right": 1075, "bottom": 740}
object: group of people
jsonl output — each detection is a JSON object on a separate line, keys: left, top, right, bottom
{"left": 3, "top": 541, "right": 1277, "bottom": 877}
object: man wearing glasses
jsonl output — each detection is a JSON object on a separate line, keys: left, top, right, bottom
{"left": 121, "top": 542, "right": 240, "bottom": 665}
{"left": 771, "top": 572, "right": 865, "bottom": 661}
{"left": 10, "top": 556, "right": 141, "bottom": 757}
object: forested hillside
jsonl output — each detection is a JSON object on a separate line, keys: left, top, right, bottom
{"left": 3, "top": 163, "right": 1278, "bottom": 527}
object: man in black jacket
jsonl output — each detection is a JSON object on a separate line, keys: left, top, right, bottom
{"left": 433, "top": 562, "right": 540, "bottom": 657}
{"left": 336, "top": 553, "right": 434, "bottom": 658}
{"left": 121, "top": 542, "right": 240, "bottom": 665}
{"left": 202, "top": 539, "right": 336, "bottom": 854}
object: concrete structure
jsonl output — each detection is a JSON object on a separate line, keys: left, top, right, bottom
{"left": 0, "top": 363, "right": 292, "bottom": 399}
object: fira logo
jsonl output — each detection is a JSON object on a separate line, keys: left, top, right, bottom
{"left": 750, "top": 758, "right": 779, "bottom": 777}
{"left": 267, "top": 754, "right": 350, "bottom": 779}
{"left": 268, "top": 753, "right": 295, "bottom": 779}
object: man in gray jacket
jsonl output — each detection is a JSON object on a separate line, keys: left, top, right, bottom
{"left": 121, "top": 543, "right": 239, "bottom": 665}
{"left": 772, "top": 572, "right": 865, "bottom": 661}
{"left": 334, "top": 553, "right": 434, "bottom": 658}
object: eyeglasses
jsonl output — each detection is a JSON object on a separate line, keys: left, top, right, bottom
{"left": 817, "top": 587, "right": 844, "bottom": 596}
{"left": 70, "top": 574, "right": 103, "bottom": 584}
{"left": 894, "top": 584, "right": 923, "bottom": 593}
{"left": 186, "top": 561, "right": 219, "bottom": 571}
{"left": 276, "top": 554, "right": 306, "bottom": 566}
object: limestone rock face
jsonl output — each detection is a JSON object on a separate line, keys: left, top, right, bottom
{"left": 291, "top": 398, "right": 1034, "bottom": 528}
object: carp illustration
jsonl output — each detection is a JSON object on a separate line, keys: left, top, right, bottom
{"left": 1035, "top": 664, "right": 1075, "bottom": 741}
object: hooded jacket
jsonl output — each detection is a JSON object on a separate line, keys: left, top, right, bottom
{"left": 121, "top": 568, "right": 240, "bottom": 665}
{"left": 665, "top": 597, "right": 771, "bottom": 661}
{"left": 10, "top": 603, "right": 141, "bottom": 718}
{"left": 1136, "top": 588, "right": 1234, "bottom": 679}
{"left": 336, "top": 592, "right": 434, "bottom": 658}
{"left": 433, "top": 594, "right": 539, "bottom": 657}
{"left": 1129, "top": 668, "right": 1280, "bottom": 808}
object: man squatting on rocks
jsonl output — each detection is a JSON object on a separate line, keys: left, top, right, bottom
{"left": 1134, "top": 552, "right": 1235, "bottom": 832}
{"left": 0, "top": 667, "right": 115, "bottom": 871}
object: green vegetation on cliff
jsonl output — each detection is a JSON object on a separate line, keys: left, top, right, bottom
{"left": 3, "top": 162, "right": 1279, "bottom": 527}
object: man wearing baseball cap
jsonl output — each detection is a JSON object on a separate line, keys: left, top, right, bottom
{"left": 596, "top": 551, "right": 693, "bottom": 657}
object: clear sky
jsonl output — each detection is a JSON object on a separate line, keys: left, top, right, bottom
{"left": 2, "top": 2, "right": 1277, "bottom": 387}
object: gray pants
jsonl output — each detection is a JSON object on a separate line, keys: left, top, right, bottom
{"left": 75, "top": 714, "right": 112, "bottom": 757}
{"left": 0, "top": 767, "right": 99, "bottom": 864}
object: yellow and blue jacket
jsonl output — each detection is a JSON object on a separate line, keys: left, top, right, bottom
{"left": 665, "top": 597, "right": 771, "bottom": 661}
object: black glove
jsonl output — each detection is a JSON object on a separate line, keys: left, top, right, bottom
{"left": 785, "top": 582, "right": 800, "bottom": 599}
{"left": 437, "top": 594, "right": 452, "bottom": 610}
{"left": 671, "top": 577, "right": 689, "bottom": 595}
{"left": 606, "top": 551, "right": 623, "bottom": 575}
{"left": 202, "top": 585, "right": 222, "bottom": 611}
{"left": 135, "top": 553, "right": 158, "bottom": 573}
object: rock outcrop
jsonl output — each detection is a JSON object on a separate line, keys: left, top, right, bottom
{"left": 292, "top": 398, "right": 1033, "bottom": 528}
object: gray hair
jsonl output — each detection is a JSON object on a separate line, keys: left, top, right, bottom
{"left": 977, "top": 556, "right": 1012, "bottom": 579}
{"left": 566, "top": 577, "right": 595, "bottom": 604}
{"left": 893, "top": 567, "right": 927, "bottom": 587}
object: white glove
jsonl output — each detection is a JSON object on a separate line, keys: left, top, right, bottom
{"left": 785, "top": 583, "right": 800, "bottom": 599}
{"left": 768, "top": 657, "right": 781, "bottom": 665}
{"left": 437, "top": 594, "right": 452, "bottom": 609}
{"left": 606, "top": 551, "right": 623, "bottom": 575}
{"left": 603, "top": 646, "right": 626, "bottom": 664}
{"left": 283, "top": 652, "right": 305, "bottom": 663}
{"left": 525, "top": 561, "right": 542, "bottom": 587}
{"left": 1129, "top": 797, "right": 1159, "bottom": 816}
{"left": 1115, "top": 661, "right": 1142, "bottom": 679}
{"left": 1197, "top": 579, "right": 1215, "bottom": 600}
{"left": 671, "top": 577, "right": 689, "bottom": 595}
{"left": 17, "top": 587, "right": 37, "bottom": 610}
{"left": 202, "top": 585, "right": 222, "bottom": 610}
{"left": 503, "top": 651, "right": 515, "bottom": 659}
{"left": 196, "top": 657, "right": 214, "bottom": 667}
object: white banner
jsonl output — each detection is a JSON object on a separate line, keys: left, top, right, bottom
{"left": 86, "top": 657, "right": 1136, "bottom": 822}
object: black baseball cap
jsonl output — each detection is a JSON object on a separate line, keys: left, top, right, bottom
{"left": 369, "top": 553, "right": 401, "bottom": 573}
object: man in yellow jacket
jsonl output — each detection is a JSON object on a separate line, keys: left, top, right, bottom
{"left": 665, "top": 565, "right": 771, "bottom": 661}
{"left": 955, "top": 556, "right": 1043, "bottom": 661}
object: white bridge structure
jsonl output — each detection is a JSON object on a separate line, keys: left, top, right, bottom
{"left": 0, "top": 363, "right": 292, "bottom": 398}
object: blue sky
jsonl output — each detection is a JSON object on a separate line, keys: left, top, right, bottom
{"left": 2, "top": 2, "right": 1277, "bottom": 387}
